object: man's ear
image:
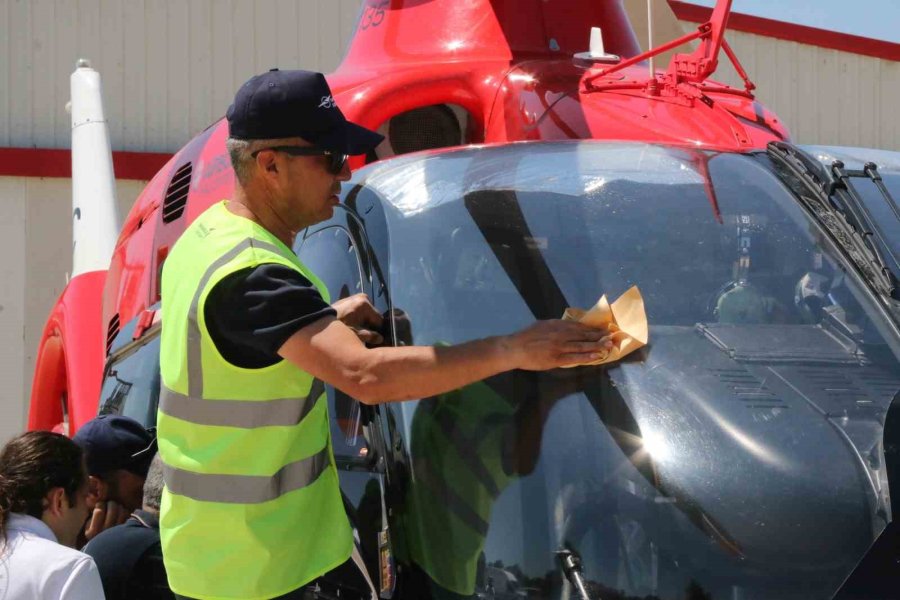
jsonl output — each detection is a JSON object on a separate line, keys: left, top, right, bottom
{"left": 256, "top": 151, "right": 279, "bottom": 176}
{"left": 43, "top": 487, "right": 66, "bottom": 519}
{"left": 86, "top": 475, "right": 108, "bottom": 507}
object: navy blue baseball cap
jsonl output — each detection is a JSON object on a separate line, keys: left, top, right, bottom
{"left": 226, "top": 68, "right": 384, "bottom": 155}
{"left": 73, "top": 415, "right": 157, "bottom": 478}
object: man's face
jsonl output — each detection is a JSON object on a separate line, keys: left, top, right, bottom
{"left": 263, "top": 138, "right": 352, "bottom": 230}
{"left": 106, "top": 469, "right": 147, "bottom": 512}
{"left": 56, "top": 480, "right": 91, "bottom": 547}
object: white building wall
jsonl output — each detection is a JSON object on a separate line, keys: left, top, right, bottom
{"left": 0, "top": 178, "right": 27, "bottom": 444}
{"left": 701, "top": 28, "right": 900, "bottom": 150}
{"left": 1, "top": 1, "right": 897, "bottom": 152}
{"left": 0, "top": 177, "right": 146, "bottom": 445}
{"left": 0, "top": 0, "right": 364, "bottom": 153}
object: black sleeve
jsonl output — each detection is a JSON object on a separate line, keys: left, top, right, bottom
{"left": 204, "top": 264, "right": 336, "bottom": 368}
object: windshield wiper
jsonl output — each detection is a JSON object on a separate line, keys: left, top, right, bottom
{"left": 831, "top": 160, "right": 900, "bottom": 274}
{"left": 767, "top": 142, "right": 898, "bottom": 301}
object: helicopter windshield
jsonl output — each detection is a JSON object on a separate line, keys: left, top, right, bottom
{"left": 353, "top": 142, "right": 900, "bottom": 600}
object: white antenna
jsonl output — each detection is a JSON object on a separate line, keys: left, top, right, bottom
{"left": 648, "top": 0, "right": 655, "bottom": 77}
{"left": 574, "top": 27, "right": 620, "bottom": 63}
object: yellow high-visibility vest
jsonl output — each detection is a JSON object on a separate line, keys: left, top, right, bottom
{"left": 158, "top": 201, "right": 352, "bottom": 600}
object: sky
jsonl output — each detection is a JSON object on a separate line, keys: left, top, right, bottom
{"left": 683, "top": 0, "right": 900, "bottom": 43}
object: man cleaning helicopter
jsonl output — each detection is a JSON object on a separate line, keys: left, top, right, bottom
{"left": 157, "top": 68, "right": 615, "bottom": 600}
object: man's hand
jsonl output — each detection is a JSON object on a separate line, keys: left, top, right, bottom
{"left": 332, "top": 294, "right": 384, "bottom": 346}
{"left": 84, "top": 500, "right": 129, "bottom": 541}
{"left": 507, "top": 320, "right": 614, "bottom": 370}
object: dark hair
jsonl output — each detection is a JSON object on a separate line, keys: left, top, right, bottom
{"left": 0, "top": 431, "right": 86, "bottom": 543}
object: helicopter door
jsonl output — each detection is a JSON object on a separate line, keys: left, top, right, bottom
{"left": 296, "top": 223, "right": 389, "bottom": 596}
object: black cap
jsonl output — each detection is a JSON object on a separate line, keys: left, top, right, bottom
{"left": 73, "top": 415, "right": 156, "bottom": 479}
{"left": 226, "top": 68, "right": 384, "bottom": 155}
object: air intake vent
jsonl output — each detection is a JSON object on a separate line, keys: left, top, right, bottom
{"left": 162, "top": 162, "right": 193, "bottom": 223}
{"left": 106, "top": 313, "right": 121, "bottom": 355}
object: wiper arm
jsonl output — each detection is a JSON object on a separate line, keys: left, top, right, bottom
{"left": 767, "top": 142, "right": 898, "bottom": 300}
{"left": 831, "top": 161, "right": 900, "bottom": 275}
{"left": 863, "top": 162, "right": 900, "bottom": 222}
{"left": 556, "top": 548, "right": 595, "bottom": 600}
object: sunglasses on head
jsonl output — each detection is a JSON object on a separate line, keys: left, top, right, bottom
{"left": 251, "top": 145, "right": 349, "bottom": 175}
{"left": 129, "top": 427, "right": 158, "bottom": 463}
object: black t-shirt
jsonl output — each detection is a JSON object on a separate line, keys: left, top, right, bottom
{"left": 204, "top": 263, "right": 336, "bottom": 369}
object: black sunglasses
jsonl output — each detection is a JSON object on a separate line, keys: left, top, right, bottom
{"left": 251, "top": 145, "right": 348, "bottom": 175}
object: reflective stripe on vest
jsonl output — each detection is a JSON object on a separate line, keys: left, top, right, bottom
{"left": 163, "top": 446, "right": 330, "bottom": 504}
{"left": 158, "top": 380, "right": 324, "bottom": 429}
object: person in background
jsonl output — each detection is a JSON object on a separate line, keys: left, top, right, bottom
{"left": 73, "top": 415, "right": 157, "bottom": 543}
{"left": 84, "top": 453, "right": 172, "bottom": 600}
{"left": 0, "top": 430, "right": 104, "bottom": 599}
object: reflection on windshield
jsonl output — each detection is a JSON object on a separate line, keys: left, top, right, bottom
{"left": 353, "top": 143, "right": 900, "bottom": 600}
{"left": 98, "top": 334, "right": 161, "bottom": 427}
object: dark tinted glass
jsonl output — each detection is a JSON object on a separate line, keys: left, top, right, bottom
{"left": 352, "top": 142, "right": 900, "bottom": 600}
{"left": 296, "top": 225, "right": 370, "bottom": 462}
{"left": 798, "top": 145, "right": 900, "bottom": 282}
{"left": 98, "top": 333, "right": 161, "bottom": 428}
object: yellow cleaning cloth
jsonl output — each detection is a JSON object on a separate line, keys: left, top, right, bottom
{"left": 562, "top": 285, "right": 649, "bottom": 366}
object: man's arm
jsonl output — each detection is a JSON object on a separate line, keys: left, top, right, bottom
{"left": 278, "top": 315, "right": 610, "bottom": 405}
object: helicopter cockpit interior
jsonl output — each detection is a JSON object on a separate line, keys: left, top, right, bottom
{"left": 369, "top": 103, "right": 472, "bottom": 163}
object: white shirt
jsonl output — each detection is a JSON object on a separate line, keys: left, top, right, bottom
{"left": 0, "top": 513, "right": 105, "bottom": 599}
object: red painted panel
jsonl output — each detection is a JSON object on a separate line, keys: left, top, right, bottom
{"left": 340, "top": 0, "right": 640, "bottom": 71}
{"left": 28, "top": 270, "right": 107, "bottom": 434}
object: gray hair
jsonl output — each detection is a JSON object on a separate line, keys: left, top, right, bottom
{"left": 226, "top": 136, "right": 305, "bottom": 185}
{"left": 142, "top": 453, "right": 165, "bottom": 510}
{"left": 226, "top": 137, "right": 257, "bottom": 185}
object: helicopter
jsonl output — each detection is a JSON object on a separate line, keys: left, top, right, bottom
{"left": 29, "top": 0, "right": 900, "bottom": 598}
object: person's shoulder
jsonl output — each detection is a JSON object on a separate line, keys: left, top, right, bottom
{"left": 3, "top": 533, "right": 103, "bottom": 598}
{"left": 10, "top": 528, "right": 87, "bottom": 564}
{"left": 84, "top": 519, "right": 157, "bottom": 557}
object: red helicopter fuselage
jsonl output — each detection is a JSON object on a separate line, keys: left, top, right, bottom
{"left": 29, "top": 0, "right": 788, "bottom": 433}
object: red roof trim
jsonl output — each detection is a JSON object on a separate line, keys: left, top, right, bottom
{"left": 668, "top": 0, "right": 900, "bottom": 62}
{"left": 0, "top": 148, "right": 172, "bottom": 180}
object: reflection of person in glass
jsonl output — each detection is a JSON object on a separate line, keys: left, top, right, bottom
{"left": 713, "top": 214, "right": 789, "bottom": 324}
{"left": 402, "top": 369, "right": 578, "bottom": 599}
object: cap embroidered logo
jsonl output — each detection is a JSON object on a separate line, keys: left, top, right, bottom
{"left": 318, "top": 95, "right": 336, "bottom": 109}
